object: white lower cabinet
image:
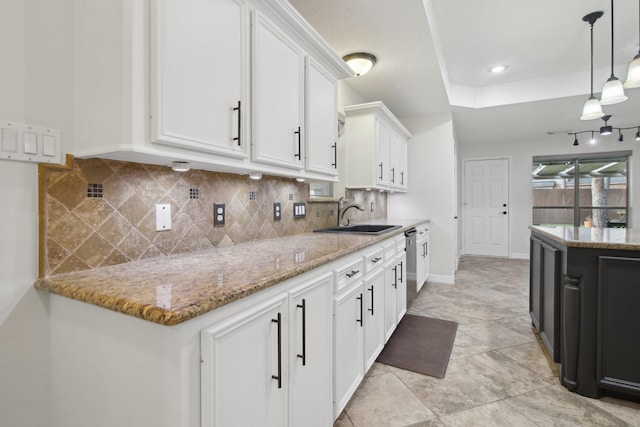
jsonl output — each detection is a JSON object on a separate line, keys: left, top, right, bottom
{"left": 363, "top": 267, "right": 385, "bottom": 371}
{"left": 384, "top": 242, "right": 408, "bottom": 341}
{"left": 201, "top": 272, "right": 333, "bottom": 427}
{"left": 416, "top": 225, "right": 430, "bottom": 292}
{"left": 288, "top": 274, "right": 333, "bottom": 427}
{"left": 333, "top": 279, "right": 364, "bottom": 419}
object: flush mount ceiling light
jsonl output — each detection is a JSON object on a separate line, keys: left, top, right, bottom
{"left": 580, "top": 11, "right": 605, "bottom": 120}
{"left": 625, "top": 0, "right": 640, "bottom": 88}
{"left": 249, "top": 172, "right": 262, "bottom": 180}
{"left": 171, "top": 161, "right": 190, "bottom": 172}
{"left": 600, "top": 0, "right": 628, "bottom": 105}
{"left": 489, "top": 65, "right": 507, "bottom": 73}
{"left": 295, "top": 177, "right": 305, "bottom": 182}
{"left": 342, "top": 52, "right": 377, "bottom": 76}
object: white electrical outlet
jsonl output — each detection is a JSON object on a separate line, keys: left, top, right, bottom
{"left": 155, "top": 204, "right": 171, "bottom": 231}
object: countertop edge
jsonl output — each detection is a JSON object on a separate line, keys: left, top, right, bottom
{"left": 530, "top": 225, "right": 640, "bottom": 250}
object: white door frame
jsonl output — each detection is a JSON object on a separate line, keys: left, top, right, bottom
{"left": 461, "top": 156, "right": 511, "bottom": 257}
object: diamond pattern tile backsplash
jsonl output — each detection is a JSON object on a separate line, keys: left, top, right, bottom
{"left": 41, "top": 157, "right": 386, "bottom": 277}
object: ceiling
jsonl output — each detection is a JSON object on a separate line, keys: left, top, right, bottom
{"left": 288, "top": 0, "right": 640, "bottom": 146}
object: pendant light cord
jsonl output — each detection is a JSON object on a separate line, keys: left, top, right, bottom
{"left": 590, "top": 21, "right": 595, "bottom": 95}
{"left": 610, "top": 0, "right": 615, "bottom": 78}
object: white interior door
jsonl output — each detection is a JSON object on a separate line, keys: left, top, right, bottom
{"left": 463, "top": 158, "right": 509, "bottom": 257}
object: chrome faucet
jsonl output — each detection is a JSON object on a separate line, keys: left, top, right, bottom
{"left": 340, "top": 204, "right": 365, "bottom": 226}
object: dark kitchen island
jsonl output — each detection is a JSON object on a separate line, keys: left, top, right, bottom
{"left": 530, "top": 225, "right": 640, "bottom": 401}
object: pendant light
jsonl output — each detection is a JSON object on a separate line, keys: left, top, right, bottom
{"left": 624, "top": 0, "right": 640, "bottom": 88}
{"left": 581, "top": 11, "right": 605, "bottom": 120}
{"left": 600, "top": 0, "right": 627, "bottom": 104}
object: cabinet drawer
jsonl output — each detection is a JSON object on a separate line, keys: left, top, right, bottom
{"left": 334, "top": 257, "right": 364, "bottom": 293}
{"left": 395, "top": 235, "right": 406, "bottom": 253}
{"left": 383, "top": 240, "right": 397, "bottom": 259}
{"left": 364, "top": 247, "right": 384, "bottom": 274}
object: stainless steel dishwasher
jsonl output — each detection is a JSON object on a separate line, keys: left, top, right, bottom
{"left": 404, "top": 227, "right": 418, "bottom": 307}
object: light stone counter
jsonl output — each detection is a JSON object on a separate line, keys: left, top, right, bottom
{"left": 35, "top": 220, "right": 426, "bottom": 326}
{"left": 530, "top": 225, "right": 640, "bottom": 250}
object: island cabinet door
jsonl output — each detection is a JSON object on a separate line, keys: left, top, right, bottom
{"left": 201, "top": 294, "right": 288, "bottom": 427}
{"left": 288, "top": 272, "right": 333, "bottom": 427}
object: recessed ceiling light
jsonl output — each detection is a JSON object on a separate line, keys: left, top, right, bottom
{"left": 489, "top": 65, "right": 507, "bottom": 74}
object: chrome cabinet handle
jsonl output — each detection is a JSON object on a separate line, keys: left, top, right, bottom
{"left": 356, "top": 293, "right": 363, "bottom": 326}
{"left": 346, "top": 269, "right": 360, "bottom": 278}
{"left": 232, "top": 101, "right": 241, "bottom": 147}
{"left": 399, "top": 261, "right": 403, "bottom": 283}
{"left": 297, "top": 299, "right": 306, "bottom": 366}
{"left": 392, "top": 266, "right": 398, "bottom": 289}
{"left": 391, "top": 167, "right": 395, "bottom": 183}
{"left": 379, "top": 163, "right": 383, "bottom": 180}
{"left": 368, "top": 285, "right": 374, "bottom": 315}
{"left": 400, "top": 171, "right": 404, "bottom": 185}
{"left": 271, "top": 312, "right": 282, "bottom": 388}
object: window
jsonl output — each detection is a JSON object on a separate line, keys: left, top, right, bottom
{"left": 532, "top": 151, "right": 629, "bottom": 228}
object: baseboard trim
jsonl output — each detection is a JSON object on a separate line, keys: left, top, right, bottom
{"left": 510, "top": 252, "right": 529, "bottom": 260}
{"left": 427, "top": 274, "right": 454, "bottom": 284}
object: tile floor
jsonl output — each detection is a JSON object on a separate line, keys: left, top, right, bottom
{"left": 334, "top": 256, "right": 640, "bottom": 426}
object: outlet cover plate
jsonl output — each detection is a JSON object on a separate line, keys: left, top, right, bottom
{"left": 155, "top": 204, "right": 171, "bottom": 231}
{"left": 214, "top": 203, "right": 225, "bottom": 226}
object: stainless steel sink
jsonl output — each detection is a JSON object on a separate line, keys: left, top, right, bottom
{"left": 313, "top": 224, "right": 401, "bottom": 235}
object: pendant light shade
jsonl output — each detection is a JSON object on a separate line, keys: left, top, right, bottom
{"left": 624, "top": 55, "right": 640, "bottom": 88}
{"left": 600, "top": 0, "right": 627, "bottom": 105}
{"left": 600, "top": 76, "right": 628, "bottom": 104}
{"left": 624, "top": 1, "right": 640, "bottom": 88}
{"left": 581, "top": 96, "right": 605, "bottom": 120}
{"left": 581, "top": 11, "right": 605, "bottom": 120}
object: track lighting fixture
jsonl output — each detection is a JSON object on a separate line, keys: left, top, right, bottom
{"left": 567, "top": 115, "right": 640, "bottom": 145}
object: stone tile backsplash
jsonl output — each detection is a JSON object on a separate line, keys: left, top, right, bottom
{"left": 40, "top": 157, "right": 386, "bottom": 277}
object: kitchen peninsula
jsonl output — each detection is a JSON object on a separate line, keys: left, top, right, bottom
{"left": 529, "top": 225, "right": 640, "bottom": 401}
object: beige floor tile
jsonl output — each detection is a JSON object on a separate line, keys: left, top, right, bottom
{"left": 435, "top": 400, "right": 538, "bottom": 427}
{"left": 506, "top": 386, "right": 632, "bottom": 426}
{"left": 587, "top": 396, "right": 640, "bottom": 425}
{"left": 343, "top": 372, "right": 435, "bottom": 427}
{"left": 497, "top": 341, "right": 558, "bottom": 382}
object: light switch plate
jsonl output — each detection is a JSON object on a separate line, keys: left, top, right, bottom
{"left": 0, "top": 121, "right": 63, "bottom": 164}
{"left": 293, "top": 202, "right": 306, "bottom": 219}
{"left": 155, "top": 204, "right": 171, "bottom": 231}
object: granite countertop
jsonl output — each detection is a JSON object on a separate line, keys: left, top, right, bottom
{"left": 530, "top": 225, "right": 640, "bottom": 250}
{"left": 35, "top": 219, "right": 428, "bottom": 326}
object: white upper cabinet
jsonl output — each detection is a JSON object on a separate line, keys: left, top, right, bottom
{"left": 344, "top": 101, "right": 411, "bottom": 192}
{"left": 305, "top": 57, "right": 339, "bottom": 176}
{"left": 70, "top": 0, "right": 351, "bottom": 181}
{"left": 252, "top": 11, "right": 305, "bottom": 170}
{"left": 151, "top": 0, "right": 249, "bottom": 158}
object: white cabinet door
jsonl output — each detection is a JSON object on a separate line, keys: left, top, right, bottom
{"left": 416, "top": 230, "right": 430, "bottom": 292}
{"left": 396, "top": 252, "right": 407, "bottom": 322}
{"left": 305, "top": 57, "right": 338, "bottom": 176}
{"left": 252, "top": 12, "right": 305, "bottom": 170}
{"left": 289, "top": 273, "right": 333, "bottom": 427}
{"left": 397, "top": 137, "right": 408, "bottom": 191}
{"left": 376, "top": 120, "right": 391, "bottom": 187}
{"left": 201, "top": 295, "right": 287, "bottom": 427}
{"left": 383, "top": 258, "right": 398, "bottom": 341}
{"left": 152, "top": 0, "right": 249, "bottom": 158}
{"left": 333, "top": 280, "right": 364, "bottom": 419}
{"left": 363, "top": 268, "right": 385, "bottom": 371}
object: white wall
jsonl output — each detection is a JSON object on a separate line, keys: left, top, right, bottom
{"left": 458, "top": 133, "right": 639, "bottom": 258}
{"left": 0, "top": 0, "right": 74, "bottom": 425}
{"left": 388, "top": 113, "right": 457, "bottom": 283}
